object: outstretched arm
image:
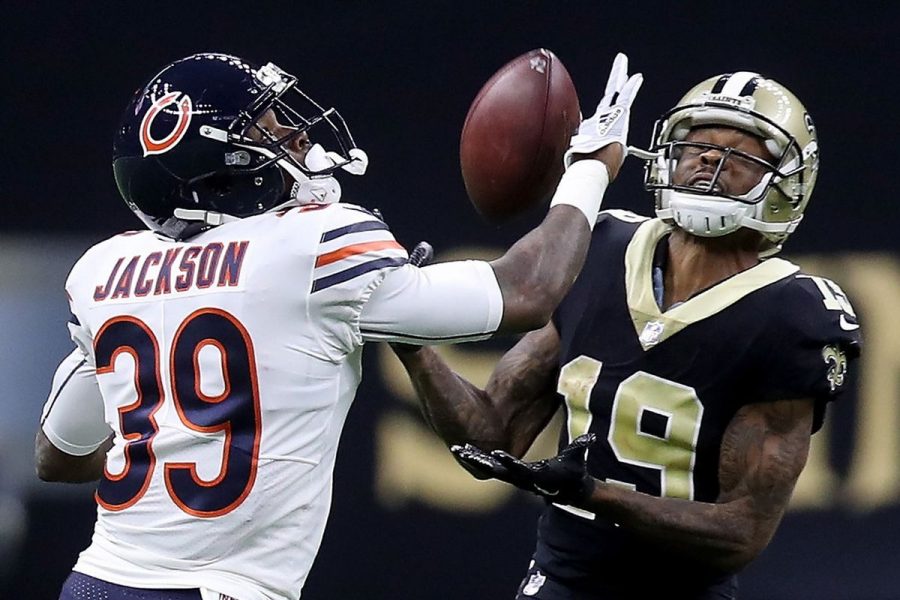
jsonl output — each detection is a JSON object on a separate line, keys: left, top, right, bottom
{"left": 580, "top": 398, "right": 813, "bottom": 572}
{"left": 393, "top": 321, "right": 562, "bottom": 457}
{"left": 455, "top": 397, "right": 814, "bottom": 573}
{"left": 362, "top": 55, "right": 641, "bottom": 344}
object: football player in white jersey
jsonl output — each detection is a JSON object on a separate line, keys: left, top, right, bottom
{"left": 34, "top": 52, "right": 643, "bottom": 600}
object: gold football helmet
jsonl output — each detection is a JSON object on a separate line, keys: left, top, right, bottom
{"left": 637, "top": 72, "right": 819, "bottom": 254}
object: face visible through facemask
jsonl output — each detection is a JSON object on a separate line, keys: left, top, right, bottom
{"left": 247, "top": 109, "right": 343, "bottom": 205}
{"left": 671, "top": 126, "right": 775, "bottom": 199}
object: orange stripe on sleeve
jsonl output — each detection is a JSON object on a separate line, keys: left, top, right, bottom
{"left": 316, "top": 240, "right": 404, "bottom": 268}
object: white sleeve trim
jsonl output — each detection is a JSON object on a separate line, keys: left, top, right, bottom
{"left": 41, "top": 349, "right": 111, "bottom": 456}
{"left": 358, "top": 260, "right": 503, "bottom": 344}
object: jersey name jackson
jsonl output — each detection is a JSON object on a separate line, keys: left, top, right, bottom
{"left": 93, "top": 240, "right": 249, "bottom": 301}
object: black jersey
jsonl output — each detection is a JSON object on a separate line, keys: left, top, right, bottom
{"left": 534, "top": 211, "right": 861, "bottom": 598}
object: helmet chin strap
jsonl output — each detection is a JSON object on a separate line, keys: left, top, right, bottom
{"left": 172, "top": 208, "right": 243, "bottom": 226}
{"left": 175, "top": 127, "right": 369, "bottom": 226}
{"left": 658, "top": 190, "right": 754, "bottom": 237}
{"left": 173, "top": 190, "right": 245, "bottom": 226}
{"left": 175, "top": 144, "right": 346, "bottom": 227}
{"left": 268, "top": 143, "right": 369, "bottom": 206}
{"left": 283, "top": 144, "right": 342, "bottom": 205}
{"left": 277, "top": 144, "right": 368, "bottom": 205}
{"left": 658, "top": 173, "right": 775, "bottom": 237}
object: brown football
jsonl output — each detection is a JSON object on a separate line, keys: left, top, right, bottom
{"left": 460, "top": 48, "right": 580, "bottom": 223}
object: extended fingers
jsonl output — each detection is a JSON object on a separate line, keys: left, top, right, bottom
{"left": 604, "top": 53, "right": 629, "bottom": 98}
{"left": 407, "top": 241, "right": 434, "bottom": 267}
{"left": 562, "top": 433, "right": 597, "bottom": 456}
{"left": 618, "top": 73, "right": 644, "bottom": 106}
{"left": 451, "top": 443, "right": 501, "bottom": 471}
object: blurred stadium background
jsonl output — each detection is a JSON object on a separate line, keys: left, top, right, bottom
{"left": 2, "top": 2, "right": 898, "bottom": 598}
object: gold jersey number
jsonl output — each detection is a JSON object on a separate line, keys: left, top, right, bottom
{"left": 559, "top": 356, "right": 704, "bottom": 500}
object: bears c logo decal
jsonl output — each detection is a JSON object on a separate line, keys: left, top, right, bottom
{"left": 139, "top": 91, "right": 193, "bottom": 157}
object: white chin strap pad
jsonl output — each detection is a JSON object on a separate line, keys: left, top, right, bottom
{"left": 657, "top": 169, "right": 778, "bottom": 237}
{"left": 337, "top": 148, "right": 369, "bottom": 175}
{"left": 283, "top": 145, "right": 368, "bottom": 204}
{"left": 659, "top": 190, "right": 753, "bottom": 237}
{"left": 284, "top": 143, "right": 342, "bottom": 205}
{"left": 290, "top": 177, "right": 341, "bottom": 205}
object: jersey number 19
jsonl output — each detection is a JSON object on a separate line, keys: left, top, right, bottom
{"left": 559, "top": 356, "right": 704, "bottom": 500}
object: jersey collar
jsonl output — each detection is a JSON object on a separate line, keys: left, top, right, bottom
{"left": 625, "top": 219, "right": 799, "bottom": 350}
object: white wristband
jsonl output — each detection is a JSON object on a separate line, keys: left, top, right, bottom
{"left": 549, "top": 160, "right": 610, "bottom": 229}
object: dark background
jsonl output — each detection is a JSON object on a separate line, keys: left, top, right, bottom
{"left": 4, "top": 1, "right": 897, "bottom": 252}
{"left": 3, "top": 2, "right": 899, "bottom": 599}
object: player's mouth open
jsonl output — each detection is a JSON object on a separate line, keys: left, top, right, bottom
{"left": 689, "top": 174, "right": 723, "bottom": 193}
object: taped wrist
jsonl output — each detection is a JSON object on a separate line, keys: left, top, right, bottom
{"left": 549, "top": 160, "right": 610, "bottom": 229}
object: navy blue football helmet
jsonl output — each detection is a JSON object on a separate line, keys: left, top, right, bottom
{"left": 112, "top": 53, "right": 365, "bottom": 239}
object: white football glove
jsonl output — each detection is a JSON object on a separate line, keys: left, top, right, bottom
{"left": 564, "top": 53, "right": 643, "bottom": 168}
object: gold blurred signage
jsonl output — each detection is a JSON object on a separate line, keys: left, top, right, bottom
{"left": 376, "top": 249, "right": 900, "bottom": 513}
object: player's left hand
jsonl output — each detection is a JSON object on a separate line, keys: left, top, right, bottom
{"left": 564, "top": 53, "right": 643, "bottom": 172}
{"left": 451, "top": 434, "right": 597, "bottom": 506}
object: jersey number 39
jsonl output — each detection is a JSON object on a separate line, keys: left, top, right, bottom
{"left": 93, "top": 308, "right": 261, "bottom": 517}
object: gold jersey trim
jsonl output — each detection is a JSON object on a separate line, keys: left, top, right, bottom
{"left": 625, "top": 219, "right": 799, "bottom": 350}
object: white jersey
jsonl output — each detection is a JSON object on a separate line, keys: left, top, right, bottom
{"left": 46, "top": 203, "right": 503, "bottom": 600}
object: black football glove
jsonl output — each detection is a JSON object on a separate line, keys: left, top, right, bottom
{"left": 406, "top": 241, "right": 434, "bottom": 267}
{"left": 451, "top": 434, "right": 596, "bottom": 506}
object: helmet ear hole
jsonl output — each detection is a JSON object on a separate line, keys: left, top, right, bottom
{"left": 201, "top": 174, "right": 236, "bottom": 197}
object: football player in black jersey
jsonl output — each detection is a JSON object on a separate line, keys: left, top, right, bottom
{"left": 393, "top": 71, "right": 860, "bottom": 599}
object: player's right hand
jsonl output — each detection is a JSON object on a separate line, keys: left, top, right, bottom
{"left": 451, "top": 434, "right": 597, "bottom": 506}
{"left": 564, "top": 53, "right": 643, "bottom": 177}
{"left": 406, "top": 241, "right": 434, "bottom": 268}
